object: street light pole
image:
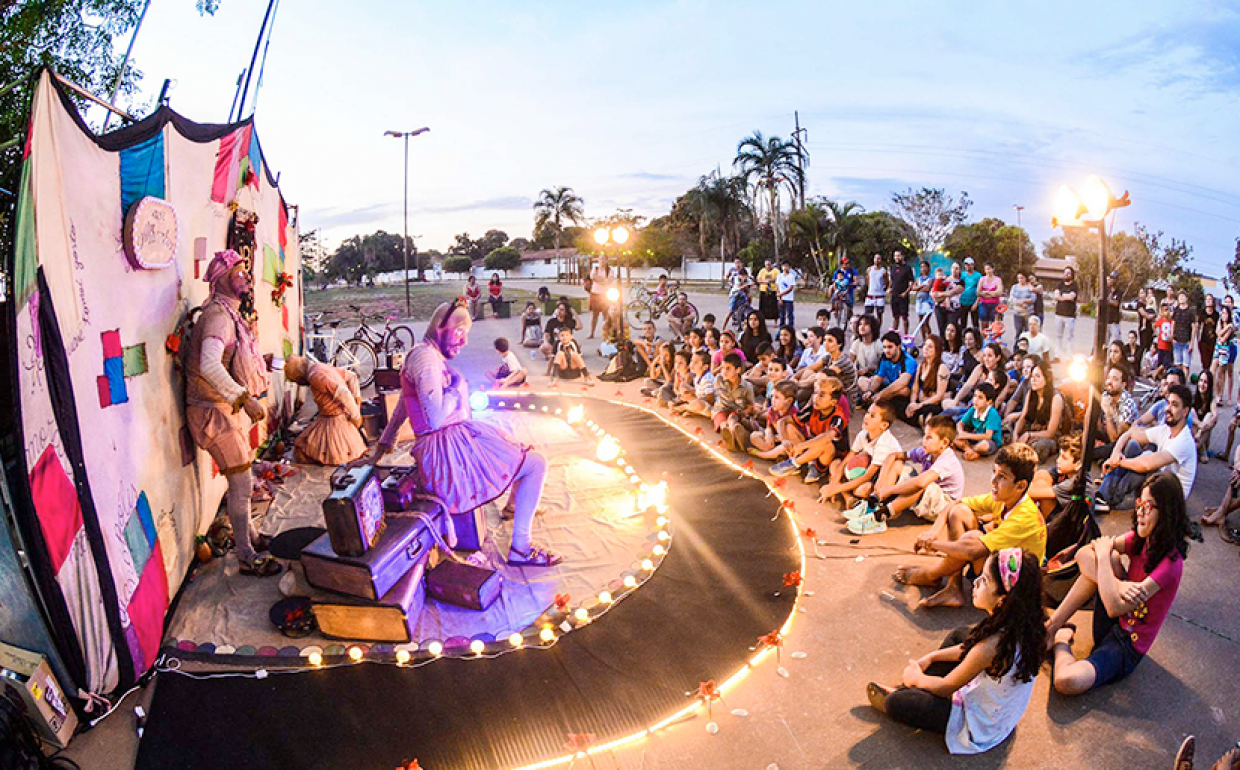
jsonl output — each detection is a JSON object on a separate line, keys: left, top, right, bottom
{"left": 1012, "top": 204, "right": 1025, "bottom": 274}
{"left": 384, "top": 128, "right": 429, "bottom": 318}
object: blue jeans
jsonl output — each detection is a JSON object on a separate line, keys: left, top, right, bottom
{"left": 778, "top": 300, "right": 795, "bottom": 329}
{"left": 1097, "top": 440, "right": 1150, "bottom": 510}
{"left": 978, "top": 302, "right": 997, "bottom": 327}
{"left": 1173, "top": 342, "right": 1192, "bottom": 369}
{"left": 728, "top": 294, "right": 749, "bottom": 331}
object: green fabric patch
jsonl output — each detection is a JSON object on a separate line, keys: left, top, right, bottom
{"left": 124, "top": 510, "right": 152, "bottom": 575}
{"left": 123, "top": 343, "right": 148, "bottom": 376}
{"left": 13, "top": 160, "right": 37, "bottom": 307}
{"left": 283, "top": 338, "right": 293, "bottom": 358}
{"left": 263, "top": 244, "right": 280, "bottom": 286}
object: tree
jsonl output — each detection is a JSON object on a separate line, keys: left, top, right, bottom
{"left": 533, "top": 186, "right": 585, "bottom": 278}
{"left": 476, "top": 229, "right": 509, "bottom": 256}
{"left": 1170, "top": 273, "right": 1205, "bottom": 309}
{"left": 822, "top": 199, "right": 866, "bottom": 274}
{"left": 483, "top": 246, "right": 521, "bottom": 274}
{"left": 1042, "top": 228, "right": 1151, "bottom": 302}
{"left": 509, "top": 237, "right": 531, "bottom": 252}
{"left": 733, "top": 131, "right": 804, "bottom": 261}
{"left": 848, "top": 212, "right": 917, "bottom": 271}
{"left": 1227, "top": 237, "right": 1240, "bottom": 294}
{"left": 888, "top": 187, "right": 973, "bottom": 255}
{"left": 443, "top": 255, "right": 473, "bottom": 277}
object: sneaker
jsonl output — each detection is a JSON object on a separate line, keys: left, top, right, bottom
{"left": 1093, "top": 495, "right": 1110, "bottom": 514}
{"left": 804, "top": 463, "right": 823, "bottom": 483}
{"left": 640, "top": 387, "right": 656, "bottom": 398}
{"left": 872, "top": 500, "right": 892, "bottom": 522}
{"left": 842, "top": 498, "right": 870, "bottom": 521}
{"left": 847, "top": 513, "right": 888, "bottom": 535}
{"left": 770, "top": 459, "right": 802, "bottom": 477}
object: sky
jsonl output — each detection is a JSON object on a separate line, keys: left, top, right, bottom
{"left": 100, "top": 0, "right": 1240, "bottom": 278}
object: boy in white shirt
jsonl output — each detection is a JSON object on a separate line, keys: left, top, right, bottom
{"left": 488, "top": 337, "right": 527, "bottom": 388}
{"left": 847, "top": 415, "right": 965, "bottom": 534}
{"left": 674, "top": 350, "right": 716, "bottom": 417}
{"left": 819, "top": 402, "right": 901, "bottom": 508}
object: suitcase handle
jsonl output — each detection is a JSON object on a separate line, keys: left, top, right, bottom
{"left": 405, "top": 539, "right": 425, "bottom": 562}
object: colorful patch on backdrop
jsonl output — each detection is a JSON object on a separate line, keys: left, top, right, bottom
{"left": 29, "top": 446, "right": 84, "bottom": 575}
{"left": 210, "top": 125, "right": 263, "bottom": 204}
{"left": 97, "top": 331, "right": 150, "bottom": 407}
{"left": 263, "top": 244, "right": 280, "bottom": 286}
{"left": 119, "top": 133, "right": 166, "bottom": 215}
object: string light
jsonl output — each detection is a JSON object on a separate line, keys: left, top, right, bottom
{"left": 540, "top": 627, "right": 556, "bottom": 643}
{"left": 509, "top": 633, "right": 524, "bottom": 648}
{"left": 652, "top": 544, "right": 666, "bottom": 556}
{"left": 574, "top": 608, "right": 590, "bottom": 622}
{"left": 598, "top": 591, "right": 613, "bottom": 604}
{"left": 656, "top": 531, "right": 670, "bottom": 542}
{"left": 470, "top": 640, "right": 485, "bottom": 655}
{"left": 640, "top": 559, "right": 654, "bottom": 571}
{"left": 597, "top": 436, "right": 621, "bottom": 462}
{"left": 395, "top": 650, "right": 411, "bottom": 665}
{"left": 623, "top": 575, "right": 637, "bottom": 589}
{"left": 308, "top": 652, "right": 322, "bottom": 666}
{"left": 427, "top": 641, "right": 443, "bottom": 657}
{"left": 347, "top": 646, "right": 363, "bottom": 661}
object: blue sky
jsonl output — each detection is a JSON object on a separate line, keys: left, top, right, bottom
{"left": 107, "top": 0, "right": 1240, "bottom": 278}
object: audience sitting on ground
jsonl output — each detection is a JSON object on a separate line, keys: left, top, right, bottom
{"left": 1018, "top": 314, "right": 1053, "bottom": 361}
{"left": 714, "top": 352, "right": 760, "bottom": 451}
{"left": 818, "top": 402, "right": 900, "bottom": 507}
{"left": 549, "top": 326, "right": 594, "bottom": 385}
{"left": 850, "top": 314, "right": 884, "bottom": 377}
{"left": 766, "top": 376, "right": 850, "bottom": 474}
{"left": 955, "top": 382, "right": 1003, "bottom": 460}
{"left": 903, "top": 333, "right": 951, "bottom": 427}
{"left": 941, "top": 321, "right": 964, "bottom": 381}
{"left": 867, "top": 547, "right": 1045, "bottom": 755}
{"left": 1124, "top": 330, "right": 1142, "bottom": 376}
{"left": 666, "top": 292, "right": 698, "bottom": 341}
{"left": 1028, "top": 433, "right": 1094, "bottom": 524}
{"left": 674, "top": 350, "right": 715, "bottom": 418}
{"left": 1046, "top": 472, "right": 1190, "bottom": 696}
{"left": 540, "top": 302, "right": 578, "bottom": 363}
{"left": 847, "top": 415, "right": 965, "bottom": 535}
{"left": 754, "top": 354, "right": 790, "bottom": 400}
{"left": 712, "top": 330, "right": 747, "bottom": 374}
{"left": 1096, "top": 383, "right": 1197, "bottom": 513}
{"left": 793, "top": 327, "right": 829, "bottom": 383}
{"left": 821, "top": 327, "right": 861, "bottom": 406}
{"left": 773, "top": 324, "right": 801, "bottom": 363}
{"left": 683, "top": 327, "right": 707, "bottom": 357}
{"left": 703, "top": 327, "right": 721, "bottom": 362}
{"left": 749, "top": 380, "right": 801, "bottom": 460}
{"left": 959, "top": 326, "right": 983, "bottom": 383}
{"left": 1202, "top": 440, "right": 1240, "bottom": 527}
{"left": 996, "top": 350, "right": 1027, "bottom": 415}
{"left": 739, "top": 310, "right": 773, "bottom": 363}
{"left": 1191, "top": 370, "right": 1219, "bottom": 464}
{"left": 658, "top": 349, "right": 694, "bottom": 408}
{"left": 945, "top": 343, "right": 1008, "bottom": 418}
{"left": 861, "top": 331, "right": 918, "bottom": 411}
{"left": 701, "top": 313, "right": 717, "bottom": 333}
{"left": 519, "top": 301, "right": 543, "bottom": 348}
{"left": 632, "top": 320, "right": 662, "bottom": 367}
{"left": 1013, "top": 357, "right": 1068, "bottom": 463}
{"left": 1092, "top": 362, "right": 1139, "bottom": 464}
{"left": 1137, "top": 368, "right": 1193, "bottom": 428}
{"left": 894, "top": 443, "right": 1046, "bottom": 609}
{"left": 743, "top": 343, "right": 777, "bottom": 392}
{"left": 487, "top": 337, "right": 528, "bottom": 388}
{"left": 640, "top": 341, "right": 675, "bottom": 398}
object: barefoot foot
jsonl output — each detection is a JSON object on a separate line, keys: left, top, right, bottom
{"left": 919, "top": 582, "right": 965, "bottom": 608}
{"left": 893, "top": 565, "right": 938, "bottom": 587}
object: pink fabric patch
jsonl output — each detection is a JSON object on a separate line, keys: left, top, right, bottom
{"left": 97, "top": 375, "right": 112, "bottom": 408}
{"left": 126, "top": 540, "right": 169, "bottom": 672}
{"left": 29, "top": 446, "right": 84, "bottom": 574}
{"left": 101, "top": 329, "right": 122, "bottom": 359}
{"left": 282, "top": 304, "right": 289, "bottom": 331}
{"left": 210, "top": 128, "right": 245, "bottom": 203}
{"left": 249, "top": 424, "right": 260, "bottom": 450}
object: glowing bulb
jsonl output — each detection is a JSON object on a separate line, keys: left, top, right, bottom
{"left": 574, "top": 608, "right": 590, "bottom": 622}
{"left": 657, "top": 531, "right": 670, "bottom": 542}
{"left": 541, "top": 406, "right": 549, "bottom": 412}
{"left": 623, "top": 575, "right": 638, "bottom": 589}
{"left": 470, "top": 639, "right": 485, "bottom": 655}
{"left": 611, "top": 226, "right": 630, "bottom": 244}
{"left": 656, "top": 516, "right": 668, "bottom": 527}
{"left": 567, "top": 405, "right": 585, "bottom": 425}
{"left": 1052, "top": 184, "right": 1085, "bottom": 228}
{"left": 1069, "top": 356, "right": 1088, "bottom": 383}
{"left": 540, "top": 627, "right": 556, "bottom": 643}
{"left": 427, "top": 641, "right": 443, "bottom": 657}
{"left": 529, "top": 403, "right": 537, "bottom": 410}
{"left": 308, "top": 652, "right": 322, "bottom": 666}
{"left": 653, "top": 544, "right": 666, "bottom": 556}
{"left": 599, "top": 591, "right": 613, "bottom": 604}
{"left": 629, "top": 474, "right": 640, "bottom": 484}
{"left": 555, "top": 408, "right": 563, "bottom": 415}
{"left": 641, "top": 559, "right": 654, "bottom": 571}
{"left": 606, "top": 287, "right": 620, "bottom": 303}
{"left": 348, "top": 646, "right": 363, "bottom": 661}
{"left": 395, "top": 650, "right": 411, "bottom": 665}
{"left": 597, "top": 436, "right": 621, "bottom": 462}
{"left": 469, "top": 391, "right": 489, "bottom": 411}
{"left": 1080, "top": 175, "right": 1113, "bottom": 221}
{"left": 509, "top": 633, "right": 524, "bottom": 648}
{"left": 594, "top": 227, "right": 610, "bottom": 245}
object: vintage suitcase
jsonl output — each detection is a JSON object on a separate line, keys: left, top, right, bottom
{"left": 380, "top": 466, "right": 422, "bottom": 512}
{"left": 374, "top": 367, "right": 402, "bottom": 392}
{"left": 312, "top": 562, "right": 426, "bottom": 642}
{"left": 323, "top": 466, "right": 386, "bottom": 557}
{"left": 426, "top": 560, "right": 502, "bottom": 611}
{"left": 450, "top": 508, "right": 487, "bottom": 552}
{"left": 302, "top": 513, "right": 435, "bottom": 601}
{"left": 382, "top": 391, "right": 415, "bottom": 443}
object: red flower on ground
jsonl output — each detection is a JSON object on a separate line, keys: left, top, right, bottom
{"left": 772, "top": 478, "right": 787, "bottom": 489}
{"left": 742, "top": 459, "right": 755, "bottom": 469}
{"left": 782, "top": 571, "right": 802, "bottom": 588}
{"left": 783, "top": 500, "right": 796, "bottom": 511}
{"left": 803, "top": 527, "right": 817, "bottom": 539}
{"left": 397, "top": 759, "right": 421, "bottom": 770}
{"left": 758, "top": 630, "right": 783, "bottom": 649}
{"left": 554, "top": 593, "right": 571, "bottom": 612}
{"left": 697, "top": 679, "right": 721, "bottom": 702}
{"left": 564, "top": 733, "right": 596, "bottom": 753}
{"left": 694, "top": 427, "right": 705, "bottom": 436}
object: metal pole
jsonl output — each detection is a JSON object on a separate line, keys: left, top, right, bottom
{"left": 1072, "top": 221, "right": 1109, "bottom": 498}
{"left": 1013, "top": 205, "right": 1025, "bottom": 274}
{"left": 101, "top": 0, "right": 151, "bottom": 132}
{"left": 228, "top": 70, "right": 246, "bottom": 122}
{"left": 402, "top": 133, "right": 410, "bottom": 318}
{"left": 238, "top": 0, "right": 277, "bottom": 120}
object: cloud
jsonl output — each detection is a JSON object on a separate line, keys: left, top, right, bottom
{"left": 420, "top": 195, "right": 533, "bottom": 214}
{"left": 621, "top": 171, "right": 682, "bottom": 182}
{"left": 301, "top": 202, "right": 397, "bottom": 229}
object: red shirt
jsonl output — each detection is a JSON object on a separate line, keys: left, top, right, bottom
{"left": 465, "top": 283, "right": 481, "bottom": 299}
{"left": 1155, "top": 317, "right": 1173, "bottom": 351}
{"left": 489, "top": 281, "right": 503, "bottom": 298}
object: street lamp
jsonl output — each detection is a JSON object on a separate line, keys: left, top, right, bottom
{"left": 1012, "top": 204, "right": 1025, "bottom": 274}
{"left": 1052, "top": 175, "right": 1131, "bottom": 515}
{"left": 384, "top": 127, "right": 430, "bottom": 318}
{"left": 594, "top": 226, "right": 631, "bottom": 341}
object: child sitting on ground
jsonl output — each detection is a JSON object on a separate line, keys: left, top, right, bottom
{"left": 846, "top": 415, "right": 965, "bottom": 535}
{"left": 682, "top": 327, "right": 707, "bottom": 357}
{"left": 766, "top": 376, "right": 850, "bottom": 474}
{"left": 674, "top": 350, "right": 716, "bottom": 418}
{"left": 749, "top": 380, "right": 800, "bottom": 459}
{"left": 658, "top": 350, "right": 694, "bottom": 408}
{"left": 894, "top": 443, "right": 1046, "bottom": 609}
{"left": 714, "top": 353, "right": 760, "bottom": 451}
{"left": 487, "top": 337, "right": 528, "bottom": 388}
{"left": 817, "top": 402, "right": 900, "bottom": 507}
{"left": 955, "top": 382, "right": 1003, "bottom": 460}
{"left": 760, "top": 356, "right": 791, "bottom": 401}
{"left": 519, "top": 302, "right": 543, "bottom": 349}
{"left": 743, "top": 343, "right": 777, "bottom": 392}
{"left": 1029, "top": 433, "right": 1092, "bottom": 522}
{"left": 550, "top": 326, "right": 594, "bottom": 385}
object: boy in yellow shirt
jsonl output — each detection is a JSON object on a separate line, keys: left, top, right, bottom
{"left": 894, "top": 442, "right": 1045, "bottom": 609}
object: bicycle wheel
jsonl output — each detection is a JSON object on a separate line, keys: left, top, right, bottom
{"left": 628, "top": 301, "right": 651, "bottom": 324}
{"left": 333, "top": 339, "right": 379, "bottom": 389}
{"left": 385, "top": 324, "right": 416, "bottom": 357}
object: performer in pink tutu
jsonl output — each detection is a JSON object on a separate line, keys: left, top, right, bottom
{"left": 358, "top": 298, "right": 562, "bottom": 566}
{"left": 284, "top": 355, "right": 367, "bottom": 465}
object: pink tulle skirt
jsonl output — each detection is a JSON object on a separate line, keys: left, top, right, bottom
{"left": 413, "top": 420, "right": 527, "bottom": 514}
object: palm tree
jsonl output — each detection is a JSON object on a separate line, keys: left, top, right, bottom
{"left": 733, "top": 131, "right": 805, "bottom": 261}
{"left": 533, "top": 186, "right": 585, "bottom": 280}
{"left": 823, "top": 199, "right": 864, "bottom": 274}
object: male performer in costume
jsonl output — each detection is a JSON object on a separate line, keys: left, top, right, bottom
{"left": 186, "top": 249, "right": 281, "bottom": 576}
{"left": 357, "top": 299, "right": 562, "bottom": 567}
{"left": 284, "top": 355, "right": 366, "bottom": 465}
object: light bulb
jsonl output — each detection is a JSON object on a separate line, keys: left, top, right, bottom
{"left": 567, "top": 405, "right": 584, "bottom": 425}
{"left": 469, "top": 391, "right": 489, "bottom": 411}
{"left": 597, "top": 436, "right": 621, "bottom": 462}
{"left": 594, "top": 227, "right": 610, "bottom": 245}
{"left": 599, "top": 591, "right": 613, "bottom": 604}
{"left": 348, "top": 646, "right": 363, "bottom": 661}
{"left": 623, "top": 575, "right": 637, "bottom": 588}
{"left": 641, "top": 559, "right": 654, "bottom": 571}
{"left": 509, "top": 633, "right": 524, "bottom": 648}
{"left": 470, "top": 639, "right": 485, "bottom": 655}
{"left": 657, "top": 531, "right": 670, "bottom": 542}
{"left": 1069, "top": 356, "right": 1088, "bottom": 383}
{"left": 427, "top": 641, "right": 443, "bottom": 657}
{"left": 574, "top": 608, "right": 590, "bottom": 622}
{"left": 395, "top": 650, "right": 411, "bottom": 664}
{"left": 653, "top": 544, "right": 666, "bottom": 556}
{"left": 611, "top": 226, "right": 630, "bottom": 244}
{"left": 1080, "top": 175, "right": 1113, "bottom": 222}
{"left": 606, "top": 287, "right": 620, "bottom": 303}
{"left": 656, "top": 516, "right": 668, "bottom": 527}
{"left": 308, "top": 652, "right": 322, "bottom": 666}
{"left": 1052, "top": 184, "right": 1084, "bottom": 228}
{"left": 540, "top": 627, "right": 556, "bottom": 643}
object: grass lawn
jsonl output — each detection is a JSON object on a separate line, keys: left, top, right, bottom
{"left": 303, "top": 284, "right": 539, "bottom": 323}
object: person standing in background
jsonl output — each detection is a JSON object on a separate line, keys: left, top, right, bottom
{"left": 1106, "top": 273, "right": 1123, "bottom": 343}
{"left": 1052, "top": 267, "right": 1078, "bottom": 361}
{"left": 1031, "top": 275, "right": 1045, "bottom": 320}
{"left": 1198, "top": 293, "right": 1218, "bottom": 378}
{"left": 1137, "top": 287, "right": 1156, "bottom": 362}
{"left": 865, "top": 253, "right": 890, "bottom": 330}
{"left": 587, "top": 255, "right": 611, "bottom": 339}
{"left": 776, "top": 261, "right": 798, "bottom": 329}
{"left": 1171, "top": 290, "right": 1197, "bottom": 374}
{"left": 1009, "top": 271, "right": 1035, "bottom": 341}
{"left": 757, "top": 258, "right": 781, "bottom": 322}
{"left": 977, "top": 262, "right": 1004, "bottom": 331}
{"left": 890, "top": 250, "right": 916, "bottom": 336}
{"left": 914, "top": 260, "right": 934, "bottom": 341}
{"left": 959, "top": 257, "right": 983, "bottom": 330}
{"left": 464, "top": 274, "right": 482, "bottom": 320}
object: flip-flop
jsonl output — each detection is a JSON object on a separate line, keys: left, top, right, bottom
{"left": 507, "top": 544, "right": 563, "bottom": 567}
{"left": 239, "top": 555, "right": 283, "bottom": 577}
{"left": 1173, "top": 735, "right": 1195, "bottom": 770}
{"left": 865, "top": 682, "right": 890, "bottom": 714}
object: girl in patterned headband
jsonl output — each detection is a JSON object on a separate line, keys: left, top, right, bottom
{"left": 866, "top": 548, "right": 1045, "bottom": 755}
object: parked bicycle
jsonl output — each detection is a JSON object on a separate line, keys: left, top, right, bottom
{"left": 627, "top": 280, "right": 697, "bottom": 324}
{"left": 329, "top": 305, "right": 416, "bottom": 389}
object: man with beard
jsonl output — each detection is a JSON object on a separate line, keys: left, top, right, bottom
{"left": 357, "top": 299, "right": 562, "bottom": 566}
{"left": 889, "top": 250, "right": 915, "bottom": 336}
{"left": 1090, "top": 363, "right": 1139, "bottom": 463}
{"left": 860, "top": 330, "right": 916, "bottom": 413}
{"left": 185, "top": 250, "right": 280, "bottom": 576}
{"left": 1095, "top": 383, "right": 1197, "bottom": 513}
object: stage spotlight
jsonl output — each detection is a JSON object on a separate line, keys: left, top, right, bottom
{"left": 597, "top": 436, "right": 621, "bottom": 462}
{"left": 469, "top": 391, "right": 490, "bottom": 411}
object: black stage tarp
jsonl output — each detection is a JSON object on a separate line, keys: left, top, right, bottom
{"left": 136, "top": 397, "right": 799, "bottom": 770}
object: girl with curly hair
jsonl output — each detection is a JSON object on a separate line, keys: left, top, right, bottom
{"left": 1046, "top": 471, "right": 1190, "bottom": 695}
{"left": 867, "top": 547, "right": 1045, "bottom": 754}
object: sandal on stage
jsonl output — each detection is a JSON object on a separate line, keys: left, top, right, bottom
{"left": 1174, "top": 735, "right": 1195, "bottom": 770}
{"left": 252, "top": 533, "right": 273, "bottom": 553}
{"left": 507, "top": 544, "right": 563, "bottom": 567}
{"left": 239, "top": 555, "right": 283, "bottom": 577}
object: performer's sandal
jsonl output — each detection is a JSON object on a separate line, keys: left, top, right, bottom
{"left": 507, "top": 544, "right": 563, "bottom": 567}
{"left": 239, "top": 555, "right": 283, "bottom": 577}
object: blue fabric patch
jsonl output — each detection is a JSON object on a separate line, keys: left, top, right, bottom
{"left": 247, "top": 128, "right": 263, "bottom": 183}
{"left": 124, "top": 511, "right": 152, "bottom": 574}
{"left": 119, "top": 134, "right": 165, "bottom": 214}
{"left": 104, "top": 357, "right": 128, "bottom": 404}
{"left": 136, "top": 492, "right": 155, "bottom": 546}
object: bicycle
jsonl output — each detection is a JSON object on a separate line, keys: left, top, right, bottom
{"left": 627, "top": 280, "right": 697, "bottom": 325}
{"left": 305, "top": 311, "right": 343, "bottom": 363}
{"left": 331, "top": 305, "right": 417, "bottom": 389}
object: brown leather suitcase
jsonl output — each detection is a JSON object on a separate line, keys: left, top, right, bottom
{"left": 312, "top": 562, "right": 426, "bottom": 642}
{"left": 382, "top": 391, "right": 415, "bottom": 442}
{"left": 450, "top": 509, "right": 487, "bottom": 551}
{"left": 374, "top": 367, "right": 402, "bottom": 392}
{"left": 380, "top": 466, "right": 422, "bottom": 512}
{"left": 322, "top": 466, "right": 386, "bottom": 557}
{"left": 301, "top": 512, "right": 435, "bottom": 601}
{"left": 426, "top": 560, "right": 502, "bottom": 611}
